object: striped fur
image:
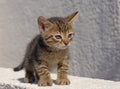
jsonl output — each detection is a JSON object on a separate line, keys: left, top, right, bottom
{"left": 13, "top": 12, "right": 78, "bottom": 86}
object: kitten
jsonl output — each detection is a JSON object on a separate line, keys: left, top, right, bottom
{"left": 13, "top": 12, "right": 78, "bottom": 86}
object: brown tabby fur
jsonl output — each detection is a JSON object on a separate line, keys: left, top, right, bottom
{"left": 14, "top": 12, "right": 78, "bottom": 86}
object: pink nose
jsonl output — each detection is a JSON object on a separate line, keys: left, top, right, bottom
{"left": 64, "top": 42, "right": 69, "bottom": 45}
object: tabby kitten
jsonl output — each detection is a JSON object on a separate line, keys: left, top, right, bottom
{"left": 14, "top": 12, "right": 78, "bottom": 86}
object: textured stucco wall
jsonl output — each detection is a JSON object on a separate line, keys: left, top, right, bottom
{"left": 0, "top": 0, "right": 120, "bottom": 81}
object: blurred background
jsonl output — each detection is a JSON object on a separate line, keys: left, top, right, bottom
{"left": 0, "top": 0, "right": 120, "bottom": 81}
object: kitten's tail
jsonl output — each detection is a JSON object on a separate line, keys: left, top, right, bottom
{"left": 13, "top": 60, "right": 25, "bottom": 71}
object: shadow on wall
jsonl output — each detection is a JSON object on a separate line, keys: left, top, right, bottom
{"left": 0, "top": 0, "right": 120, "bottom": 81}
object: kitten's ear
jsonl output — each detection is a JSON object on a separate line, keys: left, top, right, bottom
{"left": 38, "top": 16, "right": 53, "bottom": 32}
{"left": 66, "top": 11, "right": 78, "bottom": 24}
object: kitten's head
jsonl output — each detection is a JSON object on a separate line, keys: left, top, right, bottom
{"left": 38, "top": 12, "right": 78, "bottom": 50}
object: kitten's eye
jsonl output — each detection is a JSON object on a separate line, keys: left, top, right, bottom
{"left": 55, "top": 35, "right": 62, "bottom": 39}
{"left": 68, "top": 33, "right": 73, "bottom": 38}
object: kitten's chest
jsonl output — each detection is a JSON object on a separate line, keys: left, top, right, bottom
{"left": 40, "top": 49, "right": 68, "bottom": 65}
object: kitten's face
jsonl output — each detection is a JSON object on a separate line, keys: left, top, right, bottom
{"left": 38, "top": 12, "right": 78, "bottom": 50}
{"left": 43, "top": 23, "right": 74, "bottom": 49}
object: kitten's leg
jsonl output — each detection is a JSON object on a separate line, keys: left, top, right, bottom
{"left": 24, "top": 69, "right": 35, "bottom": 83}
{"left": 35, "top": 70, "right": 39, "bottom": 81}
{"left": 56, "top": 59, "right": 70, "bottom": 85}
{"left": 35, "top": 64, "right": 53, "bottom": 86}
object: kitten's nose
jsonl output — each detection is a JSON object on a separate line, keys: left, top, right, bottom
{"left": 64, "top": 41, "right": 69, "bottom": 46}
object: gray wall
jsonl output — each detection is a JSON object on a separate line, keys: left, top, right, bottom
{"left": 0, "top": 0, "right": 120, "bottom": 81}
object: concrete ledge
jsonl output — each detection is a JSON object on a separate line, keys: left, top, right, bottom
{"left": 0, "top": 68, "right": 120, "bottom": 89}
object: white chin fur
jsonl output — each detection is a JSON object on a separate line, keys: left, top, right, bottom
{"left": 56, "top": 46, "right": 68, "bottom": 50}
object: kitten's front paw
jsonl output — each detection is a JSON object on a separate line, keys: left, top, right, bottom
{"left": 56, "top": 78, "right": 70, "bottom": 85}
{"left": 38, "top": 78, "right": 53, "bottom": 86}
